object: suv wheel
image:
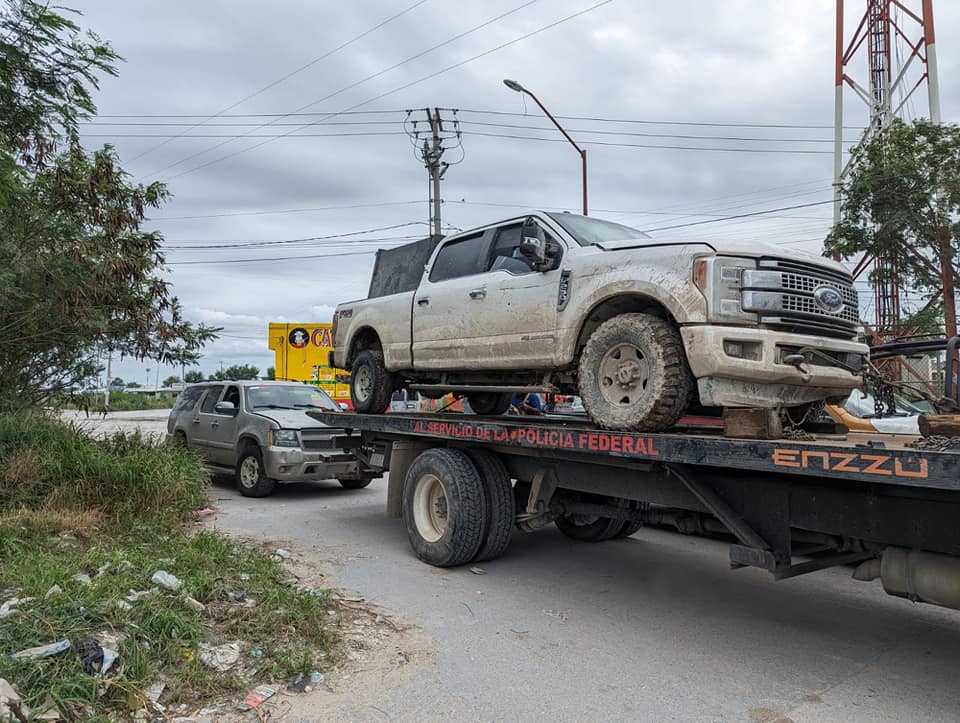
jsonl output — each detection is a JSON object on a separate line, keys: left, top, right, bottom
{"left": 578, "top": 312, "right": 692, "bottom": 431}
{"left": 236, "top": 447, "right": 276, "bottom": 498}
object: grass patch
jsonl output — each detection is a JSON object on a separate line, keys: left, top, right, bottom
{"left": 66, "top": 391, "right": 178, "bottom": 412}
{"left": 0, "top": 413, "right": 335, "bottom": 719}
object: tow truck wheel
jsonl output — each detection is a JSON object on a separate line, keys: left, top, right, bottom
{"left": 467, "top": 392, "right": 512, "bottom": 415}
{"left": 236, "top": 447, "right": 276, "bottom": 498}
{"left": 402, "top": 448, "right": 486, "bottom": 567}
{"left": 578, "top": 312, "right": 692, "bottom": 431}
{"left": 465, "top": 449, "right": 515, "bottom": 562}
{"left": 351, "top": 349, "right": 393, "bottom": 414}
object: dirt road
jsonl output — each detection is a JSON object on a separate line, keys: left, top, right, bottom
{"left": 81, "top": 411, "right": 960, "bottom": 721}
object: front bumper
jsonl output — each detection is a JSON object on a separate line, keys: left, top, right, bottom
{"left": 681, "top": 325, "right": 867, "bottom": 408}
{"left": 262, "top": 445, "right": 366, "bottom": 482}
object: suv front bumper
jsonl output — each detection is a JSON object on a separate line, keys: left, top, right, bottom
{"left": 262, "top": 445, "right": 367, "bottom": 482}
{"left": 681, "top": 325, "right": 867, "bottom": 408}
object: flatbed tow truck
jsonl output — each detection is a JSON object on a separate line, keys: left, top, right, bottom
{"left": 307, "top": 409, "right": 960, "bottom": 614}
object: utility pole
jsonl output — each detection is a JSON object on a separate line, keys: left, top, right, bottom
{"left": 406, "top": 108, "right": 463, "bottom": 239}
{"left": 104, "top": 350, "right": 112, "bottom": 408}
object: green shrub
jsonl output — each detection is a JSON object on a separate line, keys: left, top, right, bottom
{"left": 0, "top": 413, "right": 207, "bottom": 525}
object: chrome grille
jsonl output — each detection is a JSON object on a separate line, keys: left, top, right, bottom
{"left": 741, "top": 258, "right": 860, "bottom": 339}
{"left": 300, "top": 428, "right": 342, "bottom": 451}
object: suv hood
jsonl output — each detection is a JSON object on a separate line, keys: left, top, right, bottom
{"left": 595, "top": 237, "right": 851, "bottom": 277}
{"left": 251, "top": 408, "right": 337, "bottom": 430}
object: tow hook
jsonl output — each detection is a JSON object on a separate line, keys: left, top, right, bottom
{"left": 782, "top": 354, "right": 812, "bottom": 383}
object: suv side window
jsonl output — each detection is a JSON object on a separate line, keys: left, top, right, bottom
{"left": 429, "top": 232, "right": 486, "bottom": 282}
{"left": 172, "top": 386, "right": 204, "bottom": 413}
{"left": 199, "top": 385, "right": 224, "bottom": 413}
{"left": 486, "top": 223, "right": 548, "bottom": 274}
{"left": 222, "top": 385, "right": 241, "bottom": 410}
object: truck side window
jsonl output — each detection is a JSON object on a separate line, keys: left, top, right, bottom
{"left": 429, "top": 232, "right": 486, "bottom": 282}
{"left": 172, "top": 386, "right": 203, "bottom": 413}
{"left": 487, "top": 223, "right": 548, "bottom": 274}
{"left": 223, "top": 385, "right": 241, "bottom": 410}
{"left": 199, "top": 385, "right": 224, "bottom": 413}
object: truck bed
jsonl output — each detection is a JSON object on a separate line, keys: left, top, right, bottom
{"left": 309, "top": 411, "right": 959, "bottom": 491}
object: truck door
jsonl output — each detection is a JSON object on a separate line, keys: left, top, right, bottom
{"left": 192, "top": 385, "right": 224, "bottom": 461}
{"left": 205, "top": 384, "right": 241, "bottom": 465}
{"left": 412, "top": 230, "right": 491, "bottom": 369}
{"left": 459, "top": 221, "right": 563, "bottom": 368}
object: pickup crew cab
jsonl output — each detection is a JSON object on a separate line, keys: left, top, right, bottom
{"left": 166, "top": 380, "right": 375, "bottom": 496}
{"left": 331, "top": 212, "right": 867, "bottom": 431}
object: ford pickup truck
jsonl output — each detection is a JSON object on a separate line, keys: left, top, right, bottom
{"left": 331, "top": 212, "right": 867, "bottom": 431}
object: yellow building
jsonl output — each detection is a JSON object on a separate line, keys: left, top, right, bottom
{"left": 267, "top": 322, "right": 352, "bottom": 408}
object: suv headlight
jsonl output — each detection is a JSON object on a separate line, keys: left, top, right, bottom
{"left": 270, "top": 429, "right": 300, "bottom": 447}
{"left": 693, "top": 256, "right": 758, "bottom": 323}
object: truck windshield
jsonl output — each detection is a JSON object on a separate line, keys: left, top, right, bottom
{"left": 546, "top": 213, "right": 651, "bottom": 245}
{"left": 246, "top": 384, "right": 338, "bottom": 411}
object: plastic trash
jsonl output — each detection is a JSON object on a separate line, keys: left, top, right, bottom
{"left": 74, "top": 636, "right": 103, "bottom": 674}
{"left": 0, "top": 597, "right": 32, "bottom": 619}
{"left": 239, "top": 684, "right": 276, "bottom": 711}
{"left": 7, "top": 639, "right": 71, "bottom": 660}
{"left": 44, "top": 585, "right": 62, "bottom": 599}
{"left": 274, "top": 548, "right": 291, "bottom": 559}
{"left": 310, "top": 671, "right": 325, "bottom": 684}
{"left": 143, "top": 681, "right": 165, "bottom": 711}
{"left": 286, "top": 672, "right": 308, "bottom": 693}
{"left": 231, "top": 591, "right": 247, "bottom": 603}
{"left": 71, "top": 573, "right": 92, "bottom": 585}
{"left": 151, "top": 570, "right": 182, "bottom": 591}
{"left": 183, "top": 595, "right": 205, "bottom": 613}
{"left": 0, "top": 678, "right": 27, "bottom": 721}
{"left": 126, "top": 588, "right": 158, "bottom": 603}
{"left": 469, "top": 566, "right": 487, "bottom": 575}
{"left": 250, "top": 647, "right": 265, "bottom": 660}
{"left": 198, "top": 642, "right": 240, "bottom": 671}
{"left": 193, "top": 507, "right": 217, "bottom": 518}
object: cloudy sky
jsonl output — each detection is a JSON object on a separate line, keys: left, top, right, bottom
{"left": 67, "top": 0, "right": 959, "bottom": 385}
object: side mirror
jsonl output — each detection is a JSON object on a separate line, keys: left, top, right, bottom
{"left": 519, "top": 217, "right": 547, "bottom": 268}
{"left": 214, "top": 400, "right": 237, "bottom": 415}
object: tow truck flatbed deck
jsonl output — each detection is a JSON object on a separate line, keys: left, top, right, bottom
{"left": 308, "top": 410, "right": 960, "bottom": 613}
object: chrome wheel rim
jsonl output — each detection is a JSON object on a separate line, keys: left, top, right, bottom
{"left": 412, "top": 473, "right": 448, "bottom": 542}
{"left": 239, "top": 456, "right": 260, "bottom": 488}
{"left": 598, "top": 343, "right": 649, "bottom": 406}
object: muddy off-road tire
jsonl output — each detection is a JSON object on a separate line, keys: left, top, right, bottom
{"left": 464, "top": 449, "right": 515, "bottom": 562}
{"left": 350, "top": 349, "right": 393, "bottom": 414}
{"left": 236, "top": 447, "right": 276, "bottom": 498}
{"left": 578, "top": 313, "right": 692, "bottom": 431}
{"left": 402, "top": 448, "right": 486, "bottom": 567}
{"left": 467, "top": 392, "right": 512, "bottom": 416}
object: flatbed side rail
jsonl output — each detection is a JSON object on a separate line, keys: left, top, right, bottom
{"left": 307, "top": 412, "right": 960, "bottom": 491}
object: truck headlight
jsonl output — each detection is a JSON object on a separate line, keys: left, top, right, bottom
{"left": 692, "top": 257, "right": 758, "bottom": 324}
{"left": 270, "top": 429, "right": 300, "bottom": 447}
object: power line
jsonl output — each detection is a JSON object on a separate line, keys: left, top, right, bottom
{"left": 152, "top": 200, "right": 423, "bottom": 221}
{"left": 158, "top": 0, "right": 612, "bottom": 182}
{"left": 147, "top": 0, "right": 540, "bottom": 181}
{"left": 166, "top": 246, "right": 402, "bottom": 266}
{"left": 640, "top": 200, "right": 835, "bottom": 232}
{"left": 161, "top": 222, "right": 429, "bottom": 249}
{"left": 129, "top": 0, "right": 429, "bottom": 164}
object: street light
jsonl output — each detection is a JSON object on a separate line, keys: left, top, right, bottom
{"left": 503, "top": 78, "right": 588, "bottom": 215}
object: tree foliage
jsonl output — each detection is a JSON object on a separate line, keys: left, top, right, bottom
{"left": 266, "top": 366, "right": 275, "bottom": 380}
{"left": 212, "top": 364, "right": 260, "bottom": 381}
{"left": 825, "top": 119, "right": 960, "bottom": 332}
{"left": 183, "top": 370, "right": 204, "bottom": 384}
{"left": 0, "top": 1, "right": 217, "bottom": 410}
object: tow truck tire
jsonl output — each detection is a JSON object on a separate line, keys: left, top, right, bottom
{"left": 465, "top": 449, "right": 515, "bottom": 562}
{"left": 402, "top": 448, "right": 486, "bottom": 567}
{"left": 578, "top": 312, "right": 692, "bottom": 431}
{"left": 351, "top": 349, "right": 393, "bottom": 414}
{"left": 616, "top": 520, "right": 644, "bottom": 538}
{"left": 338, "top": 477, "right": 373, "bottom": 489}
{"left": 236, "top": 447, "right": 276, "bottom": 498}
{"left": 467, "top": 392, "right": 512, "bottom": 416}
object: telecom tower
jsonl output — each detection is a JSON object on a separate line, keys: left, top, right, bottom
{"left": 833, "top": 0, "right": 942, "bottom": 337}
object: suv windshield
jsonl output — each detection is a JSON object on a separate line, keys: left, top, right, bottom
{"left": 246, "top": 384, "right": 338, "bottom": 411}
{"left": 546, "top": 213, "right": 651, "bottom": 245}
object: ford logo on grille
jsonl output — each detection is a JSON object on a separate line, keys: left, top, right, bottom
{"left": 813, "top": 286, "right": 844, "bottom": 314}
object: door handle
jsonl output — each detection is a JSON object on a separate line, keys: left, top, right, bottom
{"left": 417, "top": 298, "right": 430, "bottom": 306}
{"left": 469, "top": 288, "right": 486, "bottom": 299}
{"left": 211, "top": 421, "right": 220, "bottom": 428}
{"left": 192, "top": 419, "right": 200, "bottom": 424}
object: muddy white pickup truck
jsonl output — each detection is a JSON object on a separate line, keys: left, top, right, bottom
{"left": 331, "top": 212, "right": 867, "bottom": 431}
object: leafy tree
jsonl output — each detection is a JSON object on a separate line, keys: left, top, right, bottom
{"left": 266, "top": 366, "right": 276, "bottom": 380}
{"left": 110, "top": 377, "right": 124, "bottom": 387}
{"left": 826, "top": 119, "right": 960, "bottom": 336}
{"left": 162, "top": 375, "right": 181, "bottom": 388}
{"left": 183, "top": 370, "right": 204, "bottom": 384}
{"left": 212, "top": 364, "right": 260, "bottom": 381}
{"left": 0, "top": 1, "right": 218, "bottom": 410}
{"left": 125, "top": 382, "right": 141, "bottom": 389}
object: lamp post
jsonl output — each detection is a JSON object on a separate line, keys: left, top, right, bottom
{"left": 503, "top": 78, "right": 587, "bottom": 215}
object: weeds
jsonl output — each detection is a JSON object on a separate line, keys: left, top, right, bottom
{"left": 0, "top": 413, "right": 335, "bottom": 718}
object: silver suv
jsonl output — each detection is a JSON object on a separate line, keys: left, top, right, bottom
{"left": 166, "top": 380, "right": 374, "bottom": 497}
